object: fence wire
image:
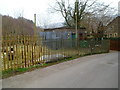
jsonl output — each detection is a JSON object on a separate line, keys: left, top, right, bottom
{"left": 1, "top": 35, "right": 110, "bottom": 71}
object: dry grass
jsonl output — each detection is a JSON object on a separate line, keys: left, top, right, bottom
{"left": 2, "top": 35, "right": 109, "bottom": 71}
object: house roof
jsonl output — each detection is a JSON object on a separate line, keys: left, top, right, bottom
{"left": 43, "top": 26, "right": 86, "bottom": 31}
{"left": 106, "top": 16, "right": 120, "bottom": 26}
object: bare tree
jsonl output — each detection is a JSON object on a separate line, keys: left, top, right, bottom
{"left": 13, "top": 9, "right": 24, "bottom": 19}
{"left": 37, "top": 14, "right": 51, "bottom": 29}
{"left": 50, "top": 0, "right": 117, "bottom": 30}
{"left": 83, "top": 3, "right": 117, "bottom": 40}
{"left": 50, "top": 0, "right": 98, "bottom": 28}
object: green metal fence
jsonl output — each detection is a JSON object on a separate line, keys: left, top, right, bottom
{"left": 1, "top": 35, "right": 110, "bottom": 71}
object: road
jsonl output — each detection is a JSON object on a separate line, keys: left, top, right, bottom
{"left": 1, "top": 51, "right": 118, "bottom": 88}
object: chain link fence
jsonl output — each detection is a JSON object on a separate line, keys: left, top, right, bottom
{"left": 1, "top": 35, "right": 110, "bottom": 71}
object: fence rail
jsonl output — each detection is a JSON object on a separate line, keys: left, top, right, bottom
{"left": 1, "top": 35, "right": 110, "bottom": 71}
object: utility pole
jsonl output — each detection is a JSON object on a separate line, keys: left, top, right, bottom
{"left": 34, "top": 14, "right": 38, "bottom": 45}
{"left": 34, "top": 14, "right": 37, "bottom": 36}
{"left": 75, "top": 0, "right": 78, "bottom": 39}
{"left": 75, "top": 0, "right": 78, "bottom": 48}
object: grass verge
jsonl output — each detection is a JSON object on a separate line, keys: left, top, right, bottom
{"left": 2, "top": 50, "right": 109, "bottom": 79}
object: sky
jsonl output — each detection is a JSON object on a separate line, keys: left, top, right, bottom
{"left": 0, "top": 0, "right": 119, "bottom": 27}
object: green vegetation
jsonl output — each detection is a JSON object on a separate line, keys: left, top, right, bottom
{"left": 79, "top": 40, "right": 89, "bottom": 48}
{"left": 104, "top": 37, "right": 120, "bottom": 40}
{"left": 2, "top": 35, "right": 110, "bottom": 79}
{"left": 2, "top": 50, "right": 109, "bottom": 79}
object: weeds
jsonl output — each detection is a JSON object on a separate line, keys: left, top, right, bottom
{"left": 2, "top": 50, "right": 109, "bottom": 79}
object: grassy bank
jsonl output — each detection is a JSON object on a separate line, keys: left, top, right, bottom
{"left": 2, "top": 50, "right": 109, "bottom": 79}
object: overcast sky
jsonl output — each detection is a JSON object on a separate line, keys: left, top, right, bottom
{"left": 0, "top": 0, "right": 119, "bottom": 26}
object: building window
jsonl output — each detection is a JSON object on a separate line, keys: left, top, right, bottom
{"left": 110, "top": 34, "right": 112, "bottom": 37}
{"left": 114, "top": 33, "right": 118, "bottom": 37}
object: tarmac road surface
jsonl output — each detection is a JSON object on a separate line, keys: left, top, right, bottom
{"left": 2, "top": 51, "right": 118, "bottom": 88}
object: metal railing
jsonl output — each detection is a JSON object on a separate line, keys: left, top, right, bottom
{"left": 1, "top": 35, "right": 110, "bottom": 71}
